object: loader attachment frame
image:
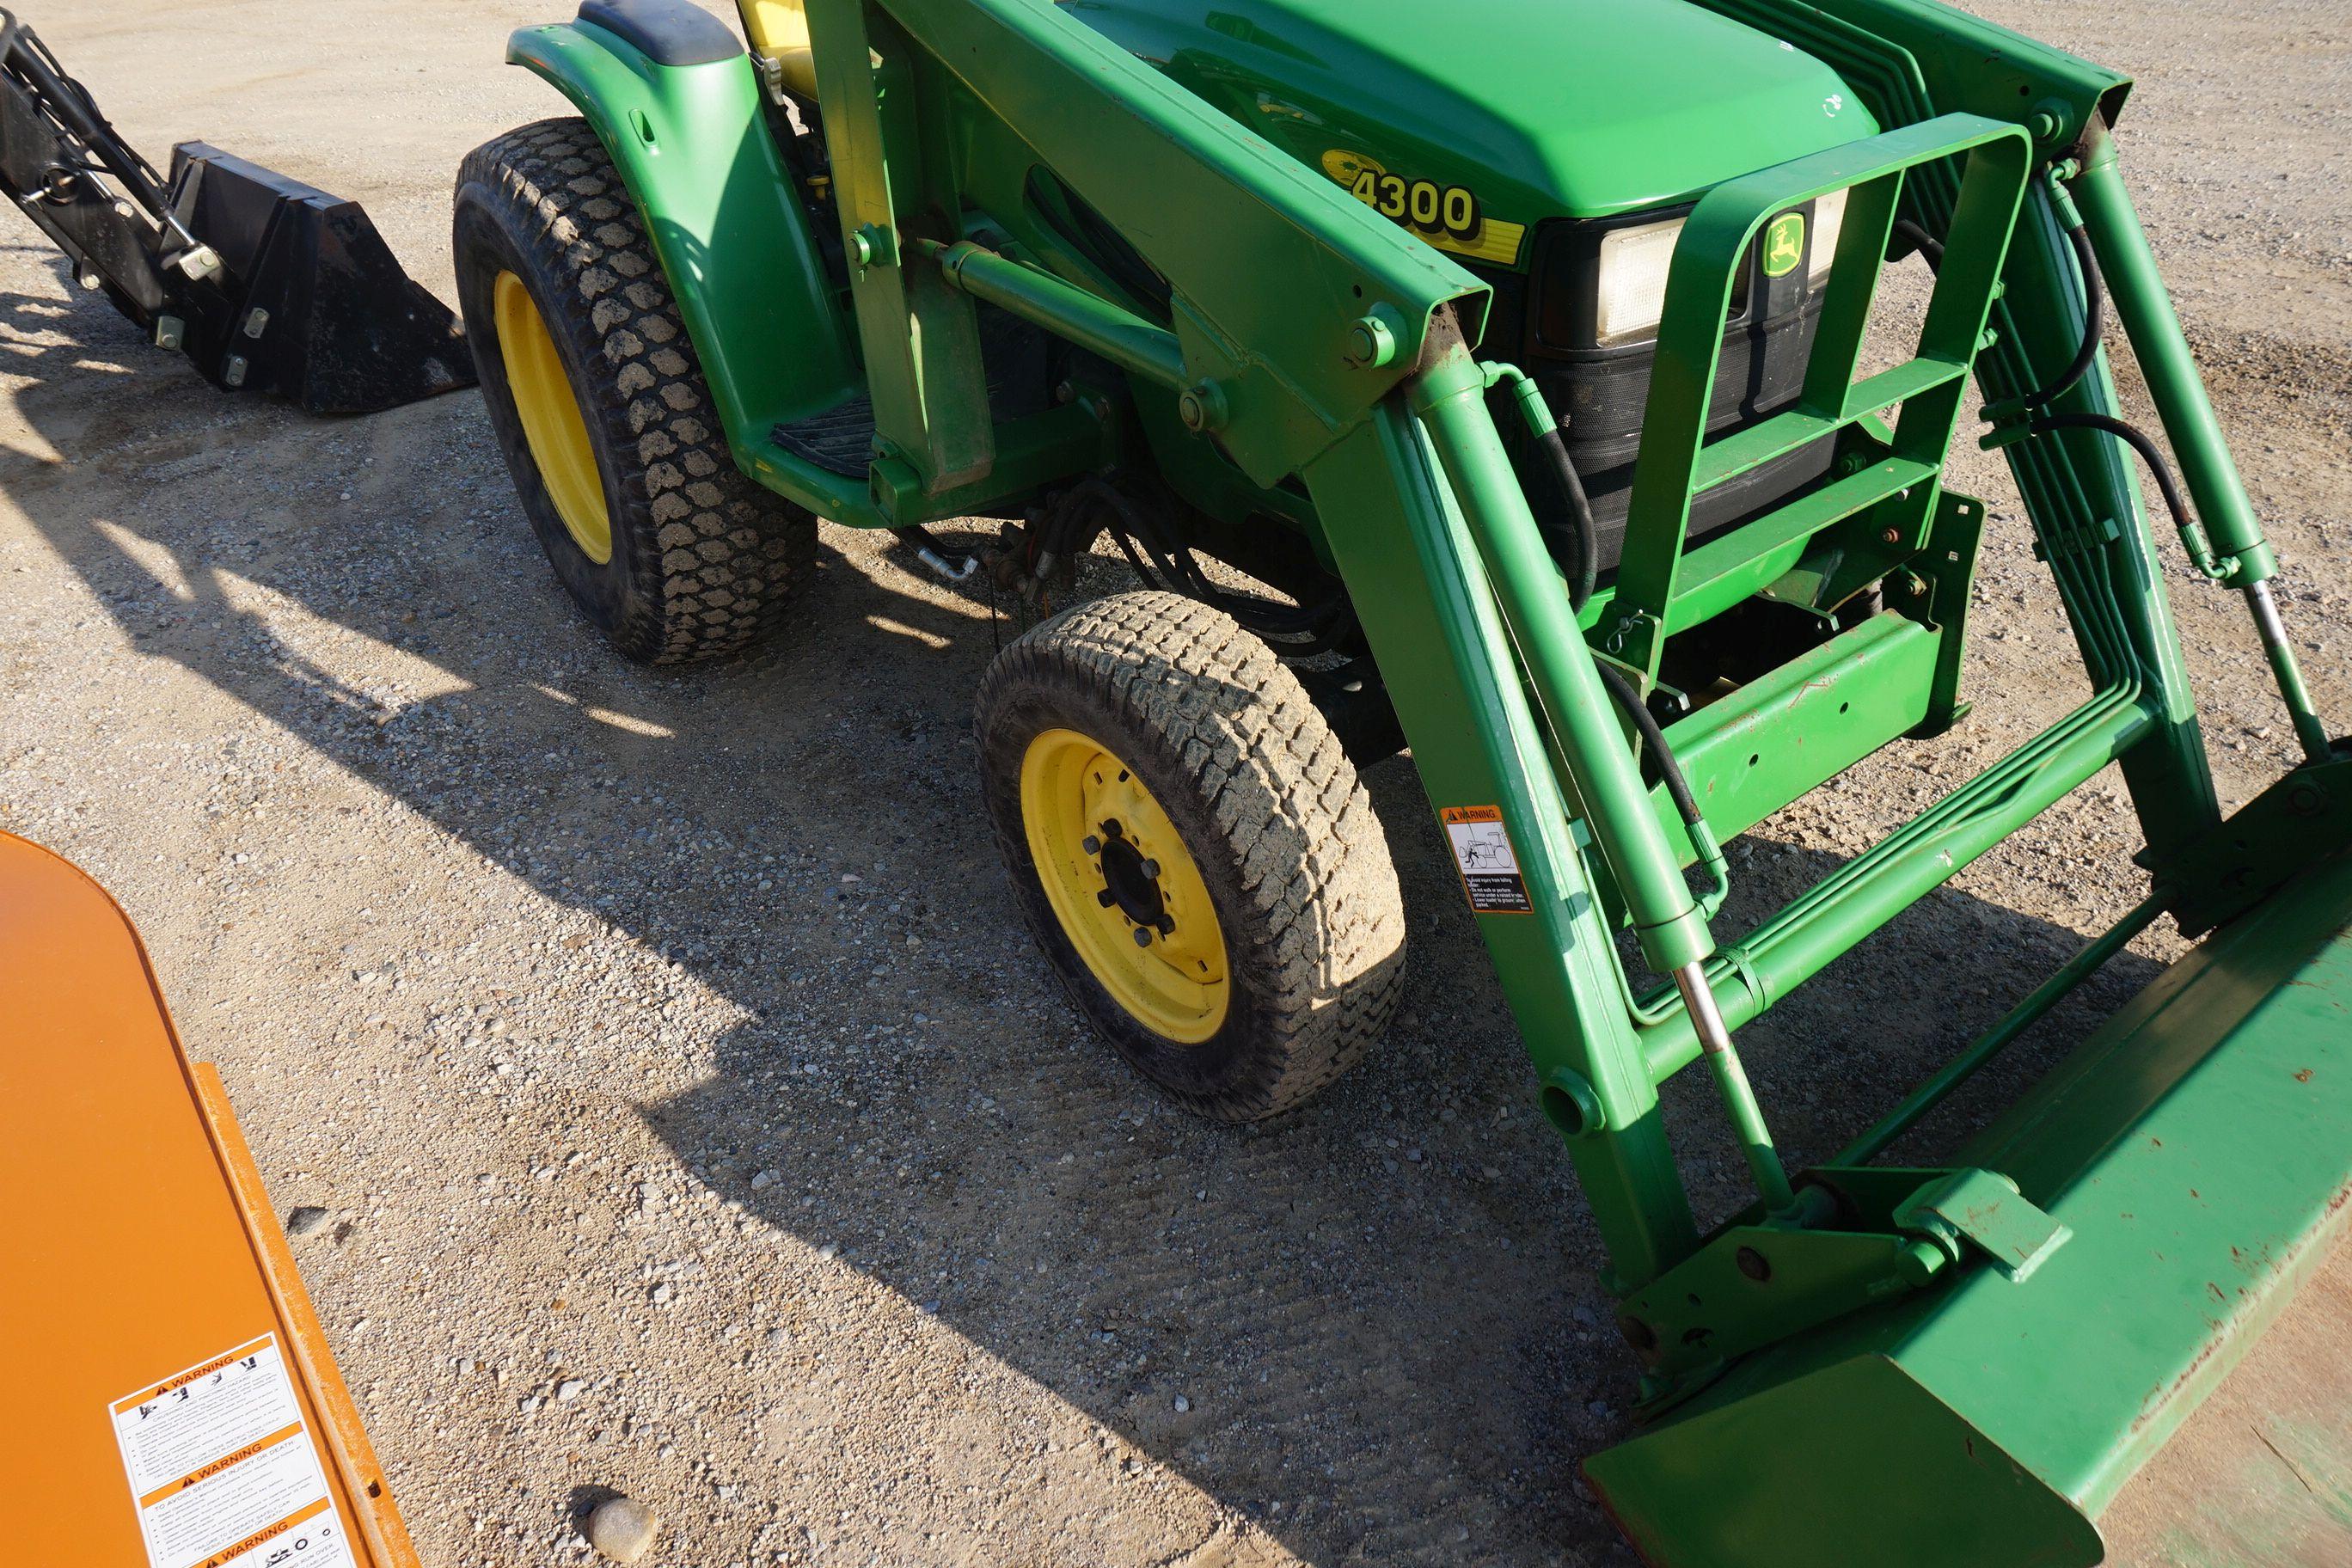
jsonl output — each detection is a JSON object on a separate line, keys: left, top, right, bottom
{"left": 0, "top": 9, "right": 470, "bottom": 413}
{"left": 517, "top": 0, "right": 2352, "bottom": 1559}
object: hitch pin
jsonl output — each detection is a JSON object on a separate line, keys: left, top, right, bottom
{"left": 156, "top": 208, "right": 222, "bottom": 282}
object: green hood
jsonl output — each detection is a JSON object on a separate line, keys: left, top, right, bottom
{"left": 1063, "top": 0, "right": 1878, "bottom": 266}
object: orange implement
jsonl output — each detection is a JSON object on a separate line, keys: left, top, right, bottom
{"left": 0, "top": 831, "right": 419, "bottom": 1568}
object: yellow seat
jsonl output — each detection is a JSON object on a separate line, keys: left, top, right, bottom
{"left": 739, "top": 0, "right": 819, "bottom": 101}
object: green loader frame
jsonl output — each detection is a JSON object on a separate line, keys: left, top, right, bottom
{"left": 487, "top": 0, "right": 2352, "bottom": 1559}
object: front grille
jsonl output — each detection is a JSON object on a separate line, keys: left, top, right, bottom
{"left": 1530, "top": 302, "right": 1834, "bottom": 571}
{"left": 1498, "top": 202, "right": 1841, "bottom": 575}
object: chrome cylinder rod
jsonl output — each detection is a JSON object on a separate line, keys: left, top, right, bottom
{"left": 1675, "top": 962, "right": 1797, "bottom": 1214}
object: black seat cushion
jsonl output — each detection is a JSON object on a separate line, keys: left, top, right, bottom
{"left": 577, "top": 0, "right": 743, "bottom": 66}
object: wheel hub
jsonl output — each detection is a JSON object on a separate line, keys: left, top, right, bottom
{"left": 1018, "top": 727, "right": 1229, "bottom": 1043}
{"left": 1093, "top": 821, "right": 1173, "bottom": 938}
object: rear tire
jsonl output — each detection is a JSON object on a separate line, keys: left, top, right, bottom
{"left": 976, "top": 591, "right": 1406, "bottom": 1121}
{"left": 453, "top": 117, "right": 816, "bottom": 664}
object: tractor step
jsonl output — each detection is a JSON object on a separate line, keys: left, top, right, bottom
{"left": 774, "top": 300, "right": 1054, "bottom": 480}
{"left": 772, "top": 390, "right": 878, "bottom": 477}
{"left": 1587, "top": 843, "right": 2352, "bottom": 1567}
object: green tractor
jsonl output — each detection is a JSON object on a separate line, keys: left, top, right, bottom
{"left": 454, "top": 0, "right": 2352, "bottom": 1559}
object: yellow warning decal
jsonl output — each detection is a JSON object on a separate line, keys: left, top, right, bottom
{"left": 1441, "top": 805, "right": 1534, "bottom": 915}
{"left": 1320, "top": 148, "right": 1525, "bottom": 267}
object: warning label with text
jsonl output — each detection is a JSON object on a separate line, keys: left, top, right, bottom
{"left": 1442, "top": 805, "right": 1534, "bottom": 915}
{"left": 110, "top": 1334, "right": 353, "bottom": 1568}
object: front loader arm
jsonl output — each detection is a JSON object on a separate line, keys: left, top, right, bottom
{"left": 803, "top": 0, "right": 1487, "bottom": 492}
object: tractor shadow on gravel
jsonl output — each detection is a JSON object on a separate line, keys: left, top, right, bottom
{"left": 7, "top": 271, "right": 2165, "bottom": 1567}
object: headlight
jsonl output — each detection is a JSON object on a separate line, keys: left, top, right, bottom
{"left": 1593, "top": 216, "right": 1686, "bottom": 346}
{"left": 1809, "top": 187, "right": 1849, "bottom": 284}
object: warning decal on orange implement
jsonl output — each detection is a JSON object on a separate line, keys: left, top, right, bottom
{"left": 110, "top": 1334, "right": 353, "bottom": 1568}
{"left": 1441, "top": 805, "right": 1534, "bottom": 915}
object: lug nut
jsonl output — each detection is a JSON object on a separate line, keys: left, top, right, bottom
{"left": 1140, "top": 859, "right": 1160, "bottom": 879}
{"left": 1081, "top": 836, "right": 1101, "bottom": 854}
{"left": 1102, "top": 819, "right": 1124, "bottom": 839}
{"left": 1156, "top": 916, "right": 1176, "bottom": 935}
{"left": 1131, "top": 927, "right": 1153, "bottom": 947}
{"left": 1097, "top": 888, "right": 1118, "bottom": 908}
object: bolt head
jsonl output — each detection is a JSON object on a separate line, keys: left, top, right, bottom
{"left": 1880, "top": 526, "right": 1902, "bottom": 545}
{"left": 1177, "top": 382, "right": 1227, "bottom": 434}
{"left": 1139, "top": 859, "right": 1160, "bottom": 879}
{"left": 1131, "top": 927, "right": 1153, "bottom": 948}
{"left": 1344, "top": 314, "right": 1397, "bottom": 370}
{"left": 1081, "top": 836, "right": 1102, "bottom": 855}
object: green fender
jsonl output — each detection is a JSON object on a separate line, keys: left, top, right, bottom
{"left": 506, "top": 20, "right": 857, "bottom": 471}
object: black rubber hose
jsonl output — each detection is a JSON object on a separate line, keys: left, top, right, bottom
{"left": 1597, "top": 664, "right": 1706, "bottom": 836}
{"left": 2028, "top": 411, "right": 2196, "bottom": 539}
{"left": 1891, "top": 217, "right": 1945, "bottom": 272}
{"left": 1069, "top": 476, "right": 1352, "bottom": 647}
{"left": 1987, "top": 181, "right": 2204, "bottom": 567}
{"left": 1535, "top": 424, "right": 1601, "bottom": 614}
{"left": 1516, "top": 426, "right": 1700, "bottom": 830}
{"left": 2009, "top": 222, "right": 2105, "bottom": 413}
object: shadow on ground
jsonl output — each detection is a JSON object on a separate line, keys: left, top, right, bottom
{"left": 4, "top": 272, "right": 2164, "bottom": 1565}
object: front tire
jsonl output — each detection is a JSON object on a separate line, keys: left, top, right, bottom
{"left": 453, "top": 118, "right": 816, "bottom": 664}
{"left": 976, "top": 591, "right": 1406, "bottom": 1121}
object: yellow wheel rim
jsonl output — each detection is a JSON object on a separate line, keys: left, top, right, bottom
{"left": 493, "top": 270, "right": 611, "bottom": 565}
{"left": 1020, "top": 728, "right": 1230, "bottom": 1044}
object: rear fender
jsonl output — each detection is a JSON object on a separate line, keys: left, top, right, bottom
{"left": 505, "top": 13, "right": 857, "bottom": 469}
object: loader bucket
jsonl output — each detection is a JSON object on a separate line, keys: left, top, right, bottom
{"left": 1586, "top": 845, "right": 2352, "bottom": 1567}
{"left": 163, "top": 143, "right": 474, "bottom": 414}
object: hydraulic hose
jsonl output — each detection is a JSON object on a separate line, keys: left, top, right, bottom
{"left": 2026, "top": 411, "right": 2199, "bottom": 551}
{"left": 1988, "top": 170, "right": 2218, "bottom": 573}
{"left": 1480, "top": 358, "right": 1727, "bottom": 914}
{"left": 1538, "top": 424, "right": 1601, "bottom": 614}
{"left": 1599, "top": 665, "right": 1698, "bottom": 825}
{"left": 1600, "top": 663, "right": 1730, "bottom": 920}
{"left": 1486, "top": 364, "right": 1600, "bottom": 609}
{"left": 2000, "top": 222, "right": 2105, "bottom": 415}
{"left": 1061, "top": 476, "right": 1355, "bottom": 654}
{"left": 1890, "top": 217, "right": 1945, "bottom": 272}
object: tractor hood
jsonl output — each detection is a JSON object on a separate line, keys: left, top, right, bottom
{"left": 1065, "top": 0, "right": 1877, "bottom": 267}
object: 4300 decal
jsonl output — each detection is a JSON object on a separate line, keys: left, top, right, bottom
{"left": 1320, "top": 149, "right": 1479, "bottom": 240}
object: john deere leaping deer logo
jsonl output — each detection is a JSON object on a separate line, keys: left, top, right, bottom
{"left": 1762, "top": 211, "right": 1807, "bottom": 279}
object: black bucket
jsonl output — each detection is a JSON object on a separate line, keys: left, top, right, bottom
{"left": 163, "top": 143, "right": 474, "bottom": 415}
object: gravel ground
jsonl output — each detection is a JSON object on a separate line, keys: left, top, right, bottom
{"left": 1, "top": 3, "right": 2345, "bottom": 1565}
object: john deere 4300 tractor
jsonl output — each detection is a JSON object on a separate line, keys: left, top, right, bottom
{"left": 456, "top": 0, "right": 2352, "bottom": 1558}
